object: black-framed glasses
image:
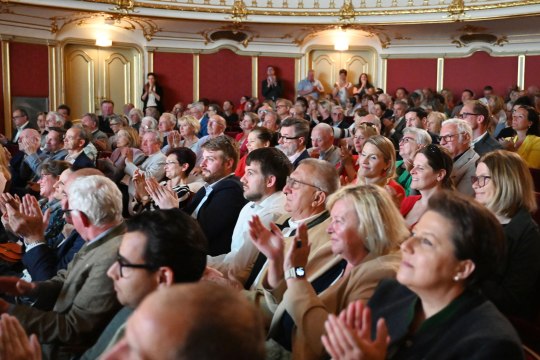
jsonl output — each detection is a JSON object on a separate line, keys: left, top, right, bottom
{"left": 278, "top": 133, "right": 301, "bottom": 141}
{"left": 437, "top": 133, "right": 463, "bottom": 143}
{"left": 286, "top": 176, "right": 323, "bottom": 192}
{"left": 116, "top": 251, "right": 157, "bottom": 278}
{"left": 457, "top": 112, "right": 479, "bottom": 119}
{"left": 471, "top": 175, "right": 491, "bottom": 187}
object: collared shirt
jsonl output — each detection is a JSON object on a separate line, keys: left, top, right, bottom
{"left": 191, "top": 173, "right": 234, "bottom": 218}
{"left": 472, "top": 131, "right": 488, "bottom": 146}
{"left": 65, "top": 150, "right": 84, "bottom": 164}
{"left": 282, "top": 211, "right": 327, "bottom": 237}
{"left": 287, "top": 149, "right": 306, "bottom": 165}
{"left": 13, "top": 121, "right": 30, "bottom": 143}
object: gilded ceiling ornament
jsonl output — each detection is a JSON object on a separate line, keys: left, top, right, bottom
{"left": 198, "top": 23, "right": 260, "bottom": 47}
{"left": 230, "top": 0, "right": 249, "bottom": 23}
{"left": 338, "top": 0, "right": 356, "bottom": 25}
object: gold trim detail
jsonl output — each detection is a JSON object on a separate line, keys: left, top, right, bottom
{"left": 517, "top": 55, "right": 525, "bottom": 90}
{"left": 1, "top": 39, "right": 11, "bottom": 138}
{"left": 148, "top": 49, "right": 154, "bottom": 72}
{"left": 198, "top": 23, "right": 260, "bottom": 48}
{"left": 436, "top": 57, "right": 444, "bottom": 92}
{"left": 252, "top": 56, "right": 258, "bottom": 98}
{"left": 48, "top": 44, "right": 57, "bottom": 110}
{"left": 193, "top": 53, "right": 199, "bottom": 101}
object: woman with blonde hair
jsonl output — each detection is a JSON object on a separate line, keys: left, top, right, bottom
{"left": 250, "top": 184, "right": 409, "bottom": 359}
{"left": 339, "top": 123, "right": 378, "bottom": 184}
{"left": 97, "top": 128, "right": 144, "bottom": 183}
{"left": 473, "top": 149, "right": 540, "bottom": 319}
{"left": 426, "top": 111, "right": 446, "bottom": 135}
{"left": 357, "top": 135, "right": 405, "bottom": 205}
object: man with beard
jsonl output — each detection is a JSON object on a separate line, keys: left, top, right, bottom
{"left": 184, "top": 136, "right": 247, "bottom": 256}
{"left": 207, "top": 147, "right": 291, "bottom": 284}
{"left": 278, "top": 118, "right": 310, "bottom": 169}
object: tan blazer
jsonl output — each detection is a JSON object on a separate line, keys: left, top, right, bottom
{"left": 267, "top": 251, "right": 401, "bottom": 360}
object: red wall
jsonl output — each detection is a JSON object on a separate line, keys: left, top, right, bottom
{"left": 525, "top": 55, "right": 540, "bottom": 89}
{"left": 0, "top": 51, "right": 3, "bottom": 134}
{"left": 386, "top": 58, "right": 438, "bottom": 97}
{"left": 153, "top": 52, "right": 194, "bottom": 112}
{"left": 444, "top": 51, "right": 518, "bottom": 100}
{"left": 258, "top": 56, "right": 296, "bottom": 101}
{"left": 199, "top": 49, "right": 252, "bottom": 106}
{"left": 10, "top": 42, "right": 48, "bottom": 98}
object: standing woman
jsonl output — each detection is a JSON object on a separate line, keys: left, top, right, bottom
{"left": 473, "top": 150, "right": 540, "bottom": 319}
{"left": 352, "top": 73, "right": 373, "bottom": 97}
{"left": 400, "top": 144, "right": 453, "bottom": 229}
{"left": 332, "top": 69, "right": 353, "bottom": 107}
{"left": 501, "top": 105, "right": 540, "bottom": 168}
{"left": 141, "top": 72, "right": 164, "bottom": 114}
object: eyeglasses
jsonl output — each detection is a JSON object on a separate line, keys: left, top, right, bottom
{"left": 399, "top": 137, "right": 416, "bottom": 144}
{"left": 457, "top": 112, "right": 479, "bottom": 119}
{"left": 12, "top": 115, "right": 25, "bottom": 120}
{"left": 115, "top": 251, "right": 157, "bottom": 278}
{"left": 471, "top": 175, "right": 491, "bottom": 187}
{"left": 286, "top": 176, "right": 323, "bottom": 192}
{"left": 437, "top": 133, "right": 463, "bottom": 143}
{"left": 278, "top": 133, "right": 301, "bottom": 141}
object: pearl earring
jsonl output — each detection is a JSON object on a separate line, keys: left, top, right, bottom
{"left": 453, "top": 275, "right": 460, "bottom": 282}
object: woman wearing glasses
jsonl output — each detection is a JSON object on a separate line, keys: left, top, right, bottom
{"left": 473, "top": 150, "right": 540, "bottom": 320}
{"left": 500, "top": 105, "right": 540, "bottom": 169}
{"left": 322, "top": 191, "right": 523, "bottom": 360}
{"left": 400, "top": 144, "right": 453, "bottom": 229}
{"left": 251, "top": 184, "right": 409, "bottom": 359}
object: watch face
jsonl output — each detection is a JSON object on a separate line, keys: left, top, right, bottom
{"left": 296, "top": 267, "right": 305, "bottom": 277}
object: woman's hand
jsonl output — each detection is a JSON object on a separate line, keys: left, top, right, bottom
{"left": 133, "top": 171, "right": 148, "bottom": 202}
{"left": 321, "top": 301, "right": 389, "bottom": 360}
{"left": 145, "top": 178, "right": 179, "bottom": 209}
{"left": 283, "top": 223, "right": 311, "bottom": 274}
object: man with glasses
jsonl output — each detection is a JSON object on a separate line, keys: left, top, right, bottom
{"left": 80, "top": 209, "right": 207, "bottom": 359}
{"left": 278, "top": 117, "right": 310, "bottom": 169}
{"left": 276, "top": 98, "right": 293, "bottom": 122}
{"left": 0, "top": 174, "right": 125, "bottom": 358}
{"left": 459, "top": 100, "right": 502, "bottom": 155}
{"left": 439, "top": 118, "right": 479, "bottom": 196}
{"left": 9, "top": 128, "right": 42, "bottom": 196}
{"left": 0, "top": 108, "right": 38, "bottom": 145}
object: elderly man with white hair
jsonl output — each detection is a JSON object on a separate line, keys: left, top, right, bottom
{"left": 308, "top": 123, "right": 341, "bottom": 167}
{"left": 439, "top": 118, "right": 479, "bottom": 196}
{"left": 0, "top": 174, "right": 125, "bottom": 359}
{"left": 396, "top": 127, "right": 432, "bottom": 195}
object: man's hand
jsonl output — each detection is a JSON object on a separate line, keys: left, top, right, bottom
{"left": 22, "top": 137, "right": 40, "bottom": 156}
{"left": 0, "top": 277, "right": 36, "bottom": 297}
{"left": 0, "top": 314, "right": 42, "bottom": 360}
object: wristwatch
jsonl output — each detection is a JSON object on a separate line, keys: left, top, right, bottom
{"left": 285, "top": 266, "right": 306, "bottom": 280}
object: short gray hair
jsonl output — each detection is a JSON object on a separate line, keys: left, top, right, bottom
{"left": 442, "top": 118, "right": 473, "bottom": 146}
{"left": 47, "top": 111, "right": 65, "bottom": 126}
{"left": 68, "top": 175, "right": 122, "bottom": 226}
{"left": 298, "top": 158, "right": 339, "bottom": 197}
{"left": 141, "top": 116, "right": 158, "bottom": 129}
{"left": 403, "top": 127, "right": 432, "bottom": 146}
{"left": 144, "top": 129, "right": 163, "bottom": 145}
{"left": 161, "top": 112, "right": 177, "bottom": 127}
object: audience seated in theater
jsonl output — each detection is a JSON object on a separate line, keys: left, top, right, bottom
{"left": 426, "top": 110, "right": 446, "bottom": 135}
{"left": 439, "top": 118, "right": 479, "bottom": 196}
{"left": 458, "top": 100, "right": 502, "bottom": 155}
{"left": 63, "top": 126, "right": 96, "bottom": 170}
{"left": 386, "top": 99, "right": 408, "bottom": 148}
{"left": 236, "top": 112, "right": 258, "bottom": 158}
{"left": 262, "top": 109, "right": 280, "bottom": 134}
{"left": 184, "top": 136, "right": 247, "bottom": 256}
{"left": 207, "top": 147, "right": 291, "bottom": 285}
{"left": 396, "top": 127, "right": 432, "bottom": 196}
{"left": 394, "top": 86, "right": 409, "bottom": 102}
{"left": 400, "top": 144, "right": 453, "bottom": 228}
{"left": 45, "top": 111, "right": 66, "bottom": 133}
{"left": 276, "top": 98, "right": 293, "bottom": 123}
{"left": 0, "top": 174, "right": 125, "bottom": 358}
{"left": 488, "top": 94, "right": 508, "bottom": 137}
{"left": 9, "top": 129, "right": 42, "bottom": 197}
{"left": 330, "top": 105, "right": 352, "bottom": 130}
{"left": 144, "top": 106, "right": 160, "bottom": 121}
{"left": 255, "top": 184, "right": 408, "bottom": 359}
{"left": 133, "top": 146, "right": 196, "bottom": 212}
{"left": 339, "top": 123, "right": 377, "bottom": 184}
{"left": 356, "top": 113, "right": 381, "bottom": 135}
{"left": 189, "top": 102, "right": 207, "bottom": 137}
{"left": 56, "top": 104, "right": 72, "bottom": 129}
{"left": 173, "top": 115, "right": 200, "bottom": 151}
{"left": 81, "top": 209, "right": 207, "bottom": 359}
{"left": 192, "top": 114, "right": 228, "bottom": 165}
{"left": 1, "top": 168, "right": 99, "bottom": 282}
{"left": 450, "top": 88, "right": 475, "bottom": 118}
{"left": 0, "top": 144, "right": 11, "bottom": 193}
{"left": 235, "top": 126, "right": 274, "bottom": 178}
{"left": 474, "top": 150, "right": 540, "bottom": 320}
{"left": 278, "top": 118, "right": 310, "bottom": 169}
{"left": 308, "top": 123, "right": 341, "bottom": 167}
{"left": 98, "top": 99, "right": 115, "bottom": 134}
{"left": 500, "top": 105, "right": 540, "bottom": 169}
{"left": 138, "top": 116, "right": 158, "bottom": 137}
{"left": 322, "top": 191, "right": 524, "bottom": 360}
{"left": 356, "top": 135, "right": 405, "bottom": 206}
{"left": 223, "top": 100, "right": 239, "bottom": 130}
{"left": 101, "top": 282, "right": 265, "bottom": 360}
{"left": 36, "top": 112, "right": 47, "bottom": 147}
{"left": 98, "top": 128, "right": 144, "bottom": 183}
{"left": 315, "top": 99, "right": 333, "bottom": 126}
{"left": 24, "top": 127, "right": 67, "bottom": 177}
{"left": 81, "top": 113, "right": 109, "bottom": 151}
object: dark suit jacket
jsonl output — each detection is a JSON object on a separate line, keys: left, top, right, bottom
{"left": 9, "top": 149, "right": 41, "bottom": 197}
{"left": 292, "top": 149, "right": 310, "bottom": 169}
{"left": 390, "top": 117, "right": 407, "bottom": 149}
{"left": 10, "top": 122, "right": 39, "bottom": 143}
{"left": 97, "top": 115, "right": 113, "bottom": 135}
{"left": 184, "top": 176, "right": 247, "bottom": 256}
{"left": 141, "top": 84, "right": 164, "bottom": 113}
{"left": 474, "top": 132, "right": 504, "bottom": 156}
{"left": 22, "top": 230, "right": 85, "bottom": 282}
{"left": 72, "top": 151, "right": 95, "bottom": 170}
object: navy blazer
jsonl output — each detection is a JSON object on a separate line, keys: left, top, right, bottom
{"left": 474, "top": 132, "right": 503, "bottom": 156}
{"left": 184, "top": 176, "right": 247, "bottom": 256}
{"left": 22, "top": 230, "right": 85, "bottom": 281}
{"left": 9, "top": 149, "right": 41, "bottom": 196}
{"left": 292, "top": 149, "right": 310, "bottom": 169}
{"left": 72, "top": 151, "right": 96, "bottom": 170}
